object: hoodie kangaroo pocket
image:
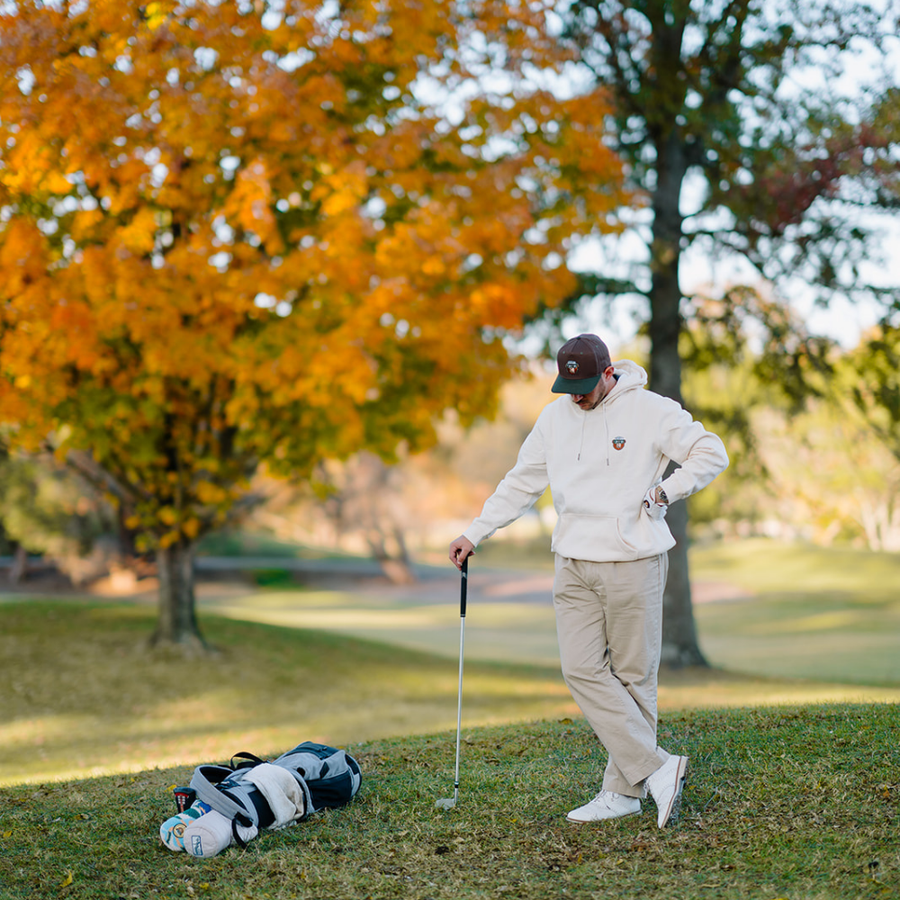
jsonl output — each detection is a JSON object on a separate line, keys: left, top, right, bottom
{"left": 553, "top": 513, "right": 638, "bottom": 560}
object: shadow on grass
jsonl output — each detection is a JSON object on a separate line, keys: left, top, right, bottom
{"left": 3, "top": 595, "right": 900, "bottom": 789}
{"left": 0, "top": 599, "right": 574, "bottom": 786}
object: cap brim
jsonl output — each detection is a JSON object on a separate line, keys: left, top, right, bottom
{"left": 552, "top": 373, "right": 602, "bottom": 394}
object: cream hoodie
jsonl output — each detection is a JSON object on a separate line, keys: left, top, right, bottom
{"left": 463, "top": 360, "right": 729, "bottom": 563}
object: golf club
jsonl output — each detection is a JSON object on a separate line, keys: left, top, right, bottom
{"left": 436, "top": 554, "right": 468, "bottom": 810}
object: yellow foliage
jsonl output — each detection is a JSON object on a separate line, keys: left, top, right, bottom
{"left": 0, "top": 133, "right": 51, "bottom": 195}
{"left": 158, "top": 530, "right": 181, "bottom": 550}
{"left": 316, "top": 161, "right": 369, "bottom": 218}
{"left": 118, "top": 208, "right": 159, "bottom": 256}
{"left": 222, "top": 158, "right": 282, "bottom": 252}
{"left": 141, "top": 1, "right": 169, "bottom": 31}
{"left": 71, "top": 209, "right": 105, "bottom": 242}
{"left": 44, "top": 171, "right": 73, "bottom": 194}
{"left": 157, "top": 507, "right": 178, "bottom": 526}
{"left": 0, "top": 0, "right": 624, "bottom": 550}
{"left": 195, "top": 481, "right": 227, "bottom": 506}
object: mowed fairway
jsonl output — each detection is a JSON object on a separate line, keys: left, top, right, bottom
{"left": 0, "top": 602, "right": 574, "bottom": 787}
{"left": 202, "top": 537, "right": 900, "bottom": 689}
{"left": 690, "top": 539, "right": 900, "bottom": 686}
{"left": 1, "top": 538, "right": 898, "bottom": 787}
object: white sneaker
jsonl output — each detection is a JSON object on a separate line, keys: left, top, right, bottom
{"left": 645, "top": 755, "right": 688, "bottom": 828}
{"left": 566, "top": 790, "right": 641, "bottom": 823}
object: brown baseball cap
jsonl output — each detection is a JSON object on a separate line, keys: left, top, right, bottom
{"left": 551, "top": 334, "right": 612, "bottom": 394}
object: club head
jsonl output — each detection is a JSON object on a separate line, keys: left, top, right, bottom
{"left": 436, "top": 786, "right": 459, "bottom": 810}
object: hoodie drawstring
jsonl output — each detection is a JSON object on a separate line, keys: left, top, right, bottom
{"left": 604, "top": 406, "right": 610, "bottom": 465}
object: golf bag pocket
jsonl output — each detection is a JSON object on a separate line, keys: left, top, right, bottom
{"left": 279, "top": 741, "right": 362, "bottom": 812}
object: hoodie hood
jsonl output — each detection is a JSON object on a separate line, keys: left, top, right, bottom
{"left": 606, "top": 359, "right": 648, "bottom": 398}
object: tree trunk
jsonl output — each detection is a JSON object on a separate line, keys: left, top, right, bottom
{"left": 649, "top": 129, "right": 709, "bottom": 668}
{"left": 9, "top": 544, "right": 28, "bottom": 585}
{"left": 150, "top": 539, "right": 208, "bottom": 652}
{"left": 366, "top": 526, "right": 417, "bottom": 585}
{"left": 659, "top": 496, "right": 706, "bottom": 666}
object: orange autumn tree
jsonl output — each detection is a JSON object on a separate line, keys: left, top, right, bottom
{"left": 0, "top": 0, "right": 626, "bottom": 649}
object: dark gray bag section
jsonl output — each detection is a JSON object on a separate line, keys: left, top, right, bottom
{"left": 189, "top": 742, "right": 362, "bottom": 834}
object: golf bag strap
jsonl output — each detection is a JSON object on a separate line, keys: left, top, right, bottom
{"left": 190, "top": 765, "right": 259, "bottom": 826}
{"left": 230, "top": 752, "right": 266, "bottom": 770}
{"left": 223, "top": 785, "right": 275, "bottom": 830}
{"left": 232, "top": 818, "right": 250, "bottom": 849}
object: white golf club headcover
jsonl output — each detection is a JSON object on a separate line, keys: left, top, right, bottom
{"left": 182, "top": 810, "right": 258, "bottom": 858}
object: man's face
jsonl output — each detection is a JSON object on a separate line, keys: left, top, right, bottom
{"left": 571, "top": 366, "right": 616, "bottom": 410}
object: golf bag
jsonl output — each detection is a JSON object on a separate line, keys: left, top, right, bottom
{"left": 188, "top": 741, "right": 361, "bottom": 846}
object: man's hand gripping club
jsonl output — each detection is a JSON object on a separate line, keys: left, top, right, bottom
{"left": 449, "top": 535, "right": 476, "bottom": 571}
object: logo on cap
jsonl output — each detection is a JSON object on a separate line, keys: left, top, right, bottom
{"left": 565, "top": 360, "right": 579, "bottom": 374}
{"left": 612, "top": 437, "right": 626, "bottom": 450}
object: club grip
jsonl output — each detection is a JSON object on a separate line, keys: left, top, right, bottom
{"left": 460, "top": 555, "right": 468, "bottom": 617}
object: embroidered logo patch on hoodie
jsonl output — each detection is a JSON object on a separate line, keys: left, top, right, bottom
{"left": 612, "top": 437, "right": 626, "bottom": 450}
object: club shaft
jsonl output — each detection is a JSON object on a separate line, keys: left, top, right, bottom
{"left": 452, "top": 613, "right": 466, "bottom": 790}
{"left": 452, "top": 556, "right": 468, "bottom": 793}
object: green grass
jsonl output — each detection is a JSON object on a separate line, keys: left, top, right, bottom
{"left": 3, "top": 595, "right": 897, "bottom": 790}
{"left": 690, "top": 539, "right": 900, "bottom": 685}
{"left": 0, "top": 601, "right": 573, "bottom": 787}
{"left": 201, "top": 584, "right": 568, "bottom": 666}
{"left": 1, "top": 706, "right": 897, "bottom": 900}
{"left": 2, "top": 538, "right": 900, "bottom": 897}
{"left": 198, "top": 538, "right": 900, "bottom": 689}
{"left": 5, "top": 537, "right": 900, "bottom": 788}
{"left": 689, "top": 538, "right": 900, "bottom": 595}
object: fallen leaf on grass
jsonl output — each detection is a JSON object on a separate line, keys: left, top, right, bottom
{"left": 61, "top": 871, "right": 73, "bottom": 887}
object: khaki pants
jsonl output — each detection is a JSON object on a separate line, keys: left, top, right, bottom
{"left": 553, "top": 553, "right": 669, "bottom": 798}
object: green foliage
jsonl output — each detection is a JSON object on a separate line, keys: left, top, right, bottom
{"left": 522, "top": 0, "right": 900, "bottom": 663}
{"left": 527, "top": 1, "right": 900, "bottom": 423}
{"left": 673, "top": 312, "right": 900, "bottom": 544}
{"left": 0, "top": 448, "right": 117, "bottom": 575}
{"left": 679, "top": 314, "right": 771, "bottom": 521}
{"left": 251, "top": 567, "right": 295, "bottom": 587}
{"left": 195, "top": 529, "right": 316, "bottom": 559}
{"left": 560, "top": 0, "right": 896, "bottom": 303}
{"left": 701, "top": 324, "right": 900, "bottom": 549}
{"left": 840, "top": 323, "right": 900, "bottom": 461}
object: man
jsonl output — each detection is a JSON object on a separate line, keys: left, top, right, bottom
{"left": 449, "top": 334, "right": 728, "bottom": 828}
